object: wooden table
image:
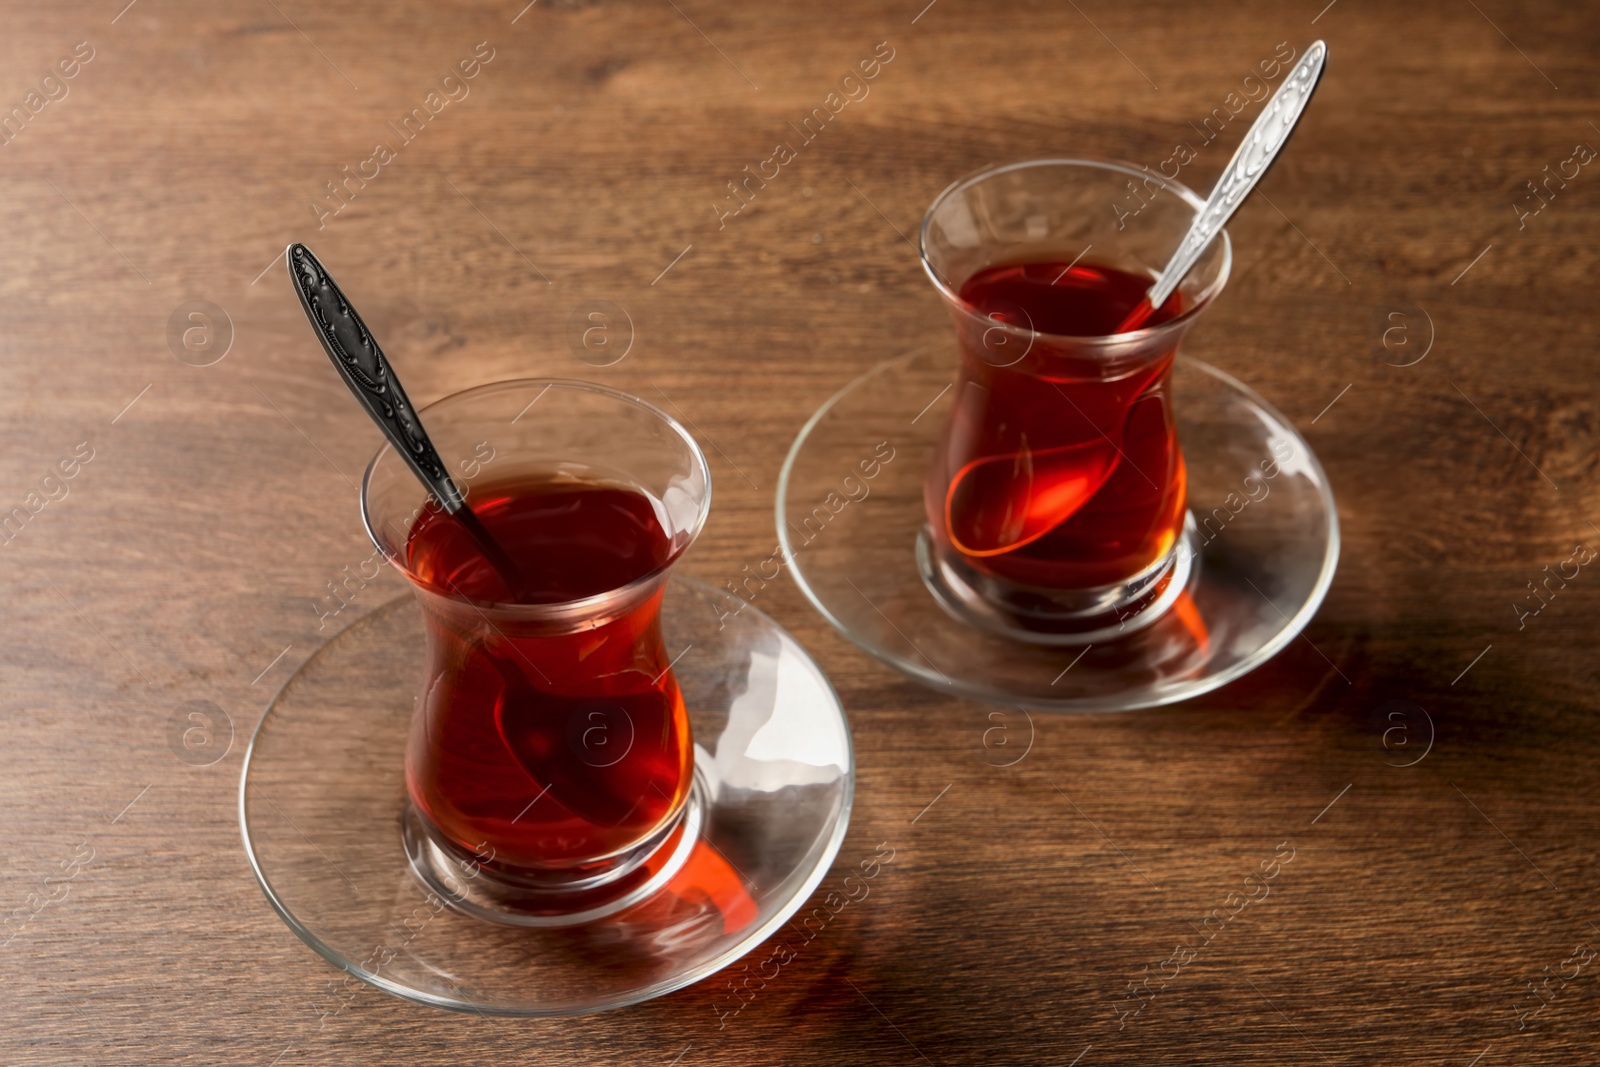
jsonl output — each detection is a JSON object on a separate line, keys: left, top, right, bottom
{"left": 3, "top": 0, "right": 1596, "bottom": 1062}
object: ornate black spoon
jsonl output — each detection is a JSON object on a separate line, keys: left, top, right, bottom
{"left": 285, "top": 243, "right": 527, "bottom": 598}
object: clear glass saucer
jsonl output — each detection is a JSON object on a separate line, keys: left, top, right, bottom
{"left": 777, "top": 348, "right": 1339, "bottom": 712}
{"left": 239, "top": 576, "right": 853, "bottom": 1016}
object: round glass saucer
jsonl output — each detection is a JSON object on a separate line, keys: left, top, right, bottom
{"left": 239, "top": 577, "right": 853, "bottom": 1016}
{"left": 777, "top": 348, "right": 1339, "bottom": 712}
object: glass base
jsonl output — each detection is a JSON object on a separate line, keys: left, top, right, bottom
{"left": 401, "top": 775, "right": 706, "bottom": 929}
{"left": 777, "top": 349, "right": 1339, "bottom": 712}
{"left": 239, "top": 576, "right": 854, "bottom": 1016}
{"left": 915, "top": 518, "right": 1196, "bottom": 646}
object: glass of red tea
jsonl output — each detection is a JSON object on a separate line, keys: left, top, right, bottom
{"left": 360, "top": 379, "right": 712, "bottom": 921}
{"left": 918, "top": 159, "right": 1232, "bottom": 643}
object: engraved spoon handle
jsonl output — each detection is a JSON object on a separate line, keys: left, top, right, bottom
{"left": 285, "top": 243, "right": 526, "bottom": 595}
{"left": 287, "top": 243, "right": 463, "bottom": 509}
{"left": 1138, "top": 40, "right": 1328, "bottom": 319}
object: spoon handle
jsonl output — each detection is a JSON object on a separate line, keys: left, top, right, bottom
{"left": 286, "top": 244, "right": 465, "bottom": 510}
{"left": 286, "top": 243, "right": 527, "bottom": 595}
{"left": 1140, "top": 40, "right": 1327, "bottom": 318}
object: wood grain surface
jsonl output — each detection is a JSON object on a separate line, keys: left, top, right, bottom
{"left": 1, "top": 0, "right": 1597, "bottom": 1063}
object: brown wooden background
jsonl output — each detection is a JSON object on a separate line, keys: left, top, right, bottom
{"left": 1, "top": 0, "right": 1597, "bottom": 1063}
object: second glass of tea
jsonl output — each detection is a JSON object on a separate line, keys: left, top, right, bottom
{"left": 362, "top": 379, "right": 711, "bottom": 922}
{"left": 918, "top": 159, "right": 1230, "bottom": 644}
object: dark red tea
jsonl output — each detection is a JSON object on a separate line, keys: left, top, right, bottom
{"left": 928, "top": 260, "right": 1187, "bottom": 591}
{"left": 403, "top": 473, "right": 693, "bottom": 871}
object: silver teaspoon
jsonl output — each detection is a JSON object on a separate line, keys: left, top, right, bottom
{"left": 1118, "top": 39, "right": 1327, "bottom": 332}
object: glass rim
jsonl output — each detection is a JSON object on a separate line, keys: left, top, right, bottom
{"left": 918, "top": 156, "right": 1234, "bottom": 346}
{"left": 359, "top": 376, "right": 713, "bottom": 618}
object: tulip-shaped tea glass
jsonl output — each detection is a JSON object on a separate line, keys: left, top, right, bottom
{"left": 365, "top": 381, "right": 710, "bottom": 918}
{"left": 918, "top": 160, "right": 1229, "bottom": 644}
{"left": 242, "top": 380, "right": 853, "bottom": 1015}
{"left": 779, "top": 159, "right": 1340, "bottom": 710}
